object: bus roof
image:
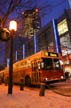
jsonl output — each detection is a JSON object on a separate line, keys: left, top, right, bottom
{"left": 13, "top": 50, "right": 60, "bottom": 68}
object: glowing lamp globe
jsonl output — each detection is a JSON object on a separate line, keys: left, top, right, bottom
{"left": 9, "top": 20, "right": 17, "bottom": 31}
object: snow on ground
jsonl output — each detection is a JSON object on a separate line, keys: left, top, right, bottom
{"left": 0, "top": 84, "right": 71, "bottom": 108}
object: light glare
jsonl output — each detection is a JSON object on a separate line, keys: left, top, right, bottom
{"left": 9, "top": 20, "right": 17, "bottom": 31}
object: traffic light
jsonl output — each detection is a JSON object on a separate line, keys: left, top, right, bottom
{"left": 0, "top": 28, "right": 10, "bottom": 41}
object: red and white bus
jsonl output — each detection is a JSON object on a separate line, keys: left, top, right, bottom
{"left": 1, "top": 50, "right": 65, "bottom": 86}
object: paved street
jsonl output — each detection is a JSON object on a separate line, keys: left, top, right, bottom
{"left": 0, "top": 80, "right": 71, "bottom": 108}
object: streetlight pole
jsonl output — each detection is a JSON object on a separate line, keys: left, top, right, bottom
{"left": 8, "top": 30, "right": 14, "bottom": 94}
{"left": 8, "top": 20, "right": 17, "bottom": 94}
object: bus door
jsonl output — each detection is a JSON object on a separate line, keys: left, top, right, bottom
{"left": 32, "top": 60, "right": 40, "bottom": 84}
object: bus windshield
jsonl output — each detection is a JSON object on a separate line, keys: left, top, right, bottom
{"left": 53, "top": 58, "right": 61, "bottom": 70}
{"left": 41, "top": 58, "right": 61, "bottom": 70}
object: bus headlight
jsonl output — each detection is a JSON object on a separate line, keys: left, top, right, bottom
{"left": 44, "top": 78, "right": 48, "bottom": 81}
{"left": 61, "top": 76, "right": 64, "bottom": 79}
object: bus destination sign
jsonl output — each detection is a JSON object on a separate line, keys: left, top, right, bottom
{"left": 45, "top": 52, "right": 58, "bottom": 57}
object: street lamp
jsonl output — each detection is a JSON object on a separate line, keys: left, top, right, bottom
{"left": 8, "top": 20, "right": 17, "bottom": 94}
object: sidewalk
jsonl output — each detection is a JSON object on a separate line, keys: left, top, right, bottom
{"left": 0, "top": 84, "right": 71, "bottom": 108}
{"left": 49, "top": 79, "right": 71, "bottom": 97}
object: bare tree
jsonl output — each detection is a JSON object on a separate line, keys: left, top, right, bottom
{"left": 0, "top": 0, "right": 22, "bottom": 27}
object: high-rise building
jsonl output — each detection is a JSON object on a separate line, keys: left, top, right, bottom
{"left": 22, "top": 8, "right": 41, "bottom": 38}
{"left": 56, "top": 9, "right": 71, "bottom": 64}
{"left": 21, "top": 9, "right": 41, "bottom": 56}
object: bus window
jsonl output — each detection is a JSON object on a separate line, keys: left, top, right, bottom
{"left": 32, "top": 60, "right": 38, "bottom": 71}
{"left": 37, "top": 62, "right": 41, "bottom": 70}
{"left": 41, "top": 62, "right": 44, "bottom": 69}
{"left": 53, "top": 59, "right": 61, "bottom": 69}
{"left": 41, "top": 58, "right": 53, "bottom": 70}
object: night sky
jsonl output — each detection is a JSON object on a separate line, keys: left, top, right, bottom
{"left": 0, "top": 0, "right": 70, "bottom": 27}
{"left": 9, "top": 0, "right": 70, "bottom": 27}
{"left": 37, "top": 0, "right": 70, "bottom": 27}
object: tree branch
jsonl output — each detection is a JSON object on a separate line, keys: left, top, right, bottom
{"left": 1, "top": 0, "right": 22, "bottom": 27}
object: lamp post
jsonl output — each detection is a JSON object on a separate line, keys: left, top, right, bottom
{"left": 8, "top": 20, "right": 17, "bottom": 94}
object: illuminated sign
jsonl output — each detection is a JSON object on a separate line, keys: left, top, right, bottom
{"left": 45, "top": 52, "right": 58, "bottom": 57}
{"left": 45, "top": 52, "right": 48, "bottom": 56}
{"left": 57, "top": 19, "right": 68, "bottom": 36}
{"left": 50, "top": 53, "right": 58, "bottom": 57}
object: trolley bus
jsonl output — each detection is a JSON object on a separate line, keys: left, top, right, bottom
{"left": 1, "top": 50, "right": 65, "bottom": 86}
